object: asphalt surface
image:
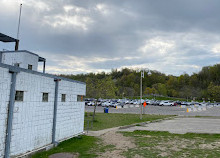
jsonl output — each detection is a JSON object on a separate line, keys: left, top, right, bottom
{"left": 86, "top": 105, "right": 220, "bottom": 134}
{"left": 119, "top": 117, "right": 220, "bottom": 134}
{"left": 85, "top": 105, "right": 220, "bottom": 116}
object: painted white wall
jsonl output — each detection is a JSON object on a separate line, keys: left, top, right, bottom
{"left": 0, "top": 67, "right": 11, "bottom": 158}
{"left": 10, "top": 72, "right": 55, "bottom": 156}
{"left": 56, "top": 80, "right": 86, "bottom": 141}
{"left": 1, "top": 51, "right": 39, "bottom": 71}
{"left": 0, "top": 66, "right": 86, "bottom": 157}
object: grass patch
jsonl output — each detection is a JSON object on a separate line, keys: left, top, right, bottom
{"left": 122, "top": 130, "right": 220, "bottom": 158}
{"left": 32, "top": 113, "right": 172, "bottom": 157}
{"left": 85, "top": 113, "right": 173, "bottom": 131}
{"left": 32, "top": 136, "right": 98, "bottom": 158}
{"left": 32, "top": 135, "right": 116, "bottom": 158}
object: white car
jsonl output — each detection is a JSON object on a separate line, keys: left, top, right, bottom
{"left": 159, "top": 101, "right": 174, "bottom": 106}
{"left": 133, "top": 100, "right": 139, "bottom": 105}
{"left": 87, "top": 101, "right": 95, "bottom": 106}
{"left": 110, "top": 102, "right": 118, "bottom": 108}
{"left": 102, "top": 101, "right": 110, "bottom": 107}
{"left": 125, "top": 100, "right": 130, "bottom": 104}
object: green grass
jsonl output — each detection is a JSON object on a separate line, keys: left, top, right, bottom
{"left": 122, "top": 130, "right": 220, "bottom": 158}
{"left": 31, "top": 135, "right": 116, "bottom": 158}
{"left": 84, "top": 112, "right": 173, "bottom": 131}
{"left": 32, "top": 136, "right": 98, "bottom": 158}
{"left": 32, "top": 113, "right": 170, "bottom": 157}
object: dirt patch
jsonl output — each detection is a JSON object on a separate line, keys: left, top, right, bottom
{"left": 158, "top": 152, "right": 169, "bottom": 157}
{"left": 199, "top": 141, "right": 220, "bottom": 149}
{"left": 134, "top": 134, "right": 152, "bottom": 138}
{"left": 147, "top": 138, "right": 198, "bottom": 157}
{"left": 49, "top": 152, "right": 79, "bottom": 158}
{"left": 97, "top": 130, "right": 136, "bottom": 158}
{"left": 133, "top": 154, "right": 144, "bottom": 158}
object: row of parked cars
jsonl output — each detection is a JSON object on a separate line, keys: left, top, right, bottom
{"left": 85, "top": 99, "right": 125, "bottom": 108}
{"left": 147, "top": 100, "right": 220, "bottom": 106}
{"left": 145, "top": 100, "right": 178, "bottom": 106}
{"left": 85, "top": 98, "right": 219, "bottom": 107}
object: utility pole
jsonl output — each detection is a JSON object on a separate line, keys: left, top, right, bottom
{"left": 17, "top": 4, "right": 22, "bottom": 40}
{"left": 15, "top": 4, "right": 22, "bottom": 51}
{"left": 140, "top": 70, "right": 144, "bottom": 119}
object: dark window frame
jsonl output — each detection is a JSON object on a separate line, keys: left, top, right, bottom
{"left": 42, "top": 93, "right": 49, "bottom": 102}
{"left": 14, "top": 63, "right": 20, "bottom": 67}
{"left": 15, "top": 91, "right": 24, "bottom": 101}
{"left": 77, "top": 95, "right": 85, "bottom": 102}
{"left": 28, "top": 64, "right": 33, "bottom": 70}
{"left": 61, "top": 94, "right": 66, "bottom": 102}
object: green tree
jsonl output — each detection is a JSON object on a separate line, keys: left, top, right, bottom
{"left": 152, "top": 83, "right": 167, "bottom": 96}
{"left": 207, "top": 82, "right": 220, "bottom": 101}
{"left": 144, "top": 87, "right": 152, "bottom": 95}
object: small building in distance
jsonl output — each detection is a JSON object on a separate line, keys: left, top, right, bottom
{"left": 0, "top": 33, "right": 86, "bottom": 158}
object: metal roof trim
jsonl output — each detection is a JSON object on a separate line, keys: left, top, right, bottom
{"left": 0, "top": 62, "right": 86, "bottom": 85}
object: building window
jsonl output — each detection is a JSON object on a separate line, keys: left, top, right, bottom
{"left": 28, "top": 64, "right": 33, "bottom": 70}
{"left": 14, "top": 63, "right": 20, "bottom": 67}
{"left": 77, "top": 95, "right": 85, "bottom": 102}
{"left": 15, "top": 91, "right": 24, "bottom": 101}
{"left": 61, "top": 94, "right": 66, "bottom": 102}
{"left": 42, "top": 93, "right": 49, "bottom": 102}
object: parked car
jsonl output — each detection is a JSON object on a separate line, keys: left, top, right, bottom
{"left": 87, "top": 101, "right": 95, "bottom": 106}
{"left": 192, "top": 102, "right": 202, "bottom": 106}
{"left": 214, "top": 102, "right": 220, "bottom": 107}
{"left": 181, "top": 101, "right": 191, "bottom": 106}
{"left": 151, "top": 100, "right": 160, "bottom": 106}
{"left": 155, "top": 100, "right": 161, "bottom": 106}
{"left": 159, "top": 101, "right": 174, "bottom": 106}
{"left": 97, "top": 101, "right": 102, "bottom": 106}
{"left": 118, "top": 102, "right": 125, "bottom": 108}
{"left": 149, "top": 100, "right": 156, "bottom": 105}
{"left": 146, "top": 100, "right": 151, "bottom": 104}
{"left": 125, "top": 100, "right": 130, "bottom": 104}
{"left": 109, "top": 102, "right": 118, "bottom": 108}
{"left": 101, "top": 101, "right": 110, "bottom": 107}
{"left": 133, "top": 100, "right": 139, "bottom": 105}
{"left": 175, "top": 101, "right": 181, "bottom": 105}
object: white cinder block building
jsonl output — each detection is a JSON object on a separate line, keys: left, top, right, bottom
{"left": 0, "top": 50, "right": 86, "bottom": 158}
{"left": 0, "top": 50, "right": 46, "bottom": 73}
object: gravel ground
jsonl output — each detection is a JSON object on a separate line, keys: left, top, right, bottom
{"left": 85, "top": 105, "right": 220, "bottom": 116}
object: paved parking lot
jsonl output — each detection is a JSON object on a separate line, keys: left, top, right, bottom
{"left": 119, "top": 117, "right": 220, "bottom": 134}
{"left": 85, "top": 105, "right": 220, "bottom": 116}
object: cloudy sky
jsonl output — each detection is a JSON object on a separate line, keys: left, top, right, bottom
{"left": 1, "top": 0, "right": 220, "bottom": 76}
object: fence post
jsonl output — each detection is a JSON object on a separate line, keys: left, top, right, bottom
{"left": 4, "top": 68, "right": 19, "bottom": 158}
{"left": 52, "top": 78, "right": 61, "bottom": 145}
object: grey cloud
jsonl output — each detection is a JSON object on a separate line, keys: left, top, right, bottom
{"left": 1, "top": 0, "right": 220, "bottom": 75}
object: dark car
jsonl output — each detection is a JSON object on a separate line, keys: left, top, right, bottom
{"left": 174, "top": 101, "right": 181, "bottom": 106}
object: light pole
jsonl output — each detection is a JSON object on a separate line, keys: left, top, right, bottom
{"left": 140, "top": 70, "right": 152, "bottom": 119}
{"left": 140, "top": 70, "right": 144, "bottom": 119}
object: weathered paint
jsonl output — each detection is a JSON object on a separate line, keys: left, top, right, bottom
{"left": 0, "top": 65, "right": 86, "bottom": 158}
{"left": 0, "top": 67, "right": 12, "bottom": 158}
{"left": 1, "top": 51, "right": 39, "bottom": 71}
{"left": 4, "top": 70, "right": 18, "bottom": 158}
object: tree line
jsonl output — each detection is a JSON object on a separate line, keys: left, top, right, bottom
{"left": 60, "top": 64, "right": 220, "bottom": 101}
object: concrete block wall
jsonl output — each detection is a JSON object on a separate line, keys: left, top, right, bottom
{"left": 10, "top": 72, "right": 55, "bottom": 156}
{"left": 56, "top": 81, "right": 86, "bottom": 141}
{"left": 0, "top": 64, "right": 86, "bottom": 158}
{"left": 1, "top": 51, "right": 39, "bottom": 71}
{"left": 0, "top": 67, "right": 11, "bottom": 158}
